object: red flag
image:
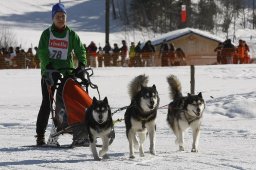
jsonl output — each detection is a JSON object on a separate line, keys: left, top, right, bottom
{"left": 181, "top": 5, "right": 187, "bottom": 23}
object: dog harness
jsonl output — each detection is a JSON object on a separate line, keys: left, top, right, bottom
{"left": 49, "top": 27, "right": 69, "bottom": 60}
{"left": 129, "top": 102, "right": 157, "bottom": 129}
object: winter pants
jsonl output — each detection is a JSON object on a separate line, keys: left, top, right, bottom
{"left": 36, "top": 76, "right": 58, "bottom": 135}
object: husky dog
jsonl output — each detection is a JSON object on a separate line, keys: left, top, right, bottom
{"left": 86, "top": 97, "right": 114, "bottom": 161}
{"left": 124, "top": 74, "right": 160, "bottom": 158}
{"left": 166, "top": 75, "right": 205, "bottom": 152}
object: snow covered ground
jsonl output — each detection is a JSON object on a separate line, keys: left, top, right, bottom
{"left": 0, "top": 65, "right": 256, "bottom": 170}
{"left": 0, "top": 0, "right": 256, "bottom": 169}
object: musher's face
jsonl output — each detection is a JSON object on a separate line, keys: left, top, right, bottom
{"left": 53, "top": 12, "right": 66, "bottom": 29}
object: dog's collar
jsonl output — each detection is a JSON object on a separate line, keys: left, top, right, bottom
{"left": 91, "top": 118, "right": 113, "bottom": 132}
{"left": 184, "top": 111, "right": 203, "bottom": 124}
{"left": 129, "top": 100, "right": 158, "bottom": 122}
{"left": 139, "top": 112, "right": 156, "bottom": 121}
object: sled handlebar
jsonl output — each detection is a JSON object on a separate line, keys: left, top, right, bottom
{"left": 82, "top": 67, "right": 94, "bottom": 77}
{"left": 57, "top": 67, "right": 94, "bottom": 83}
{"left": 58, "top": 67, "right": 101, "bottom": 99}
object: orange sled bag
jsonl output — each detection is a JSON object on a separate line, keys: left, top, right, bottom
{"left": 62, "top": 78, "right": 93, "bottom": 125}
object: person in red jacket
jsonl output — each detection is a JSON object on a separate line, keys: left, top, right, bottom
{"left": 87, "top": 41, "right": 98, "bottom": 67}
{"left": 221, "top": 39, "right": 235, "bottom": 64}
{"left": 120, "top": 40, "right": 128, "bottom": 66}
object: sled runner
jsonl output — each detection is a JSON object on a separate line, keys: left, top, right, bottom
{"left": 46, "top": 67, "right": 115, "bottom": 147}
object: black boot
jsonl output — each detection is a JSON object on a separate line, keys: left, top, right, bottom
{"left": 35, "top": 134, "right": 46, "bottom": 146}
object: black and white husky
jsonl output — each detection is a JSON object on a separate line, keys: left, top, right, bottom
{"left": 124, "top": 74, "right": 160, "bottom": 158}
{"left": 86, "top": 97, "right": 114, "bottom": 161}
{"left": 166, "top": 75, "right": 205, "bottom": 152}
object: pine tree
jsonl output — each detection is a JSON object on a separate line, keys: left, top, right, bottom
{"left": 196, "top": 0, "right": 217, "bottom": 31}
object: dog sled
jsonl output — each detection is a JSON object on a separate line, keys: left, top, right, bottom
{"left": 46, "top": 67, "right": 115, "bottom": 147}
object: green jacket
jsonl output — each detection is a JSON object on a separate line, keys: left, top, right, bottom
{"left": 38, "top": 24, "right": 87, "bottom": 76}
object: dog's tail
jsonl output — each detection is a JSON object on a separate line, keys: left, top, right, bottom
{"left": 128, "top": 74, "right": 148, "bottom": 99}
{"left": 166, "top": 75, "right": 182, "bottom": 100}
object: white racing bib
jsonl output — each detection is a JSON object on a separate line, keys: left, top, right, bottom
{"left": 48, "top": 28, "right": 69, "bottom": 60}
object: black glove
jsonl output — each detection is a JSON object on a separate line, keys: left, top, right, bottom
{"left": 74, "top": 63, "right": 90, "bottom": 86}
{"left": 74, "top": 62, "right": 85, "bottom": 79}
{"left": 44, "top": 62, "right": 60, "bottom": 86}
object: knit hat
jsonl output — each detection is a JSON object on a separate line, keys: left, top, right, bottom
{"left": 52, "top": 3, "right": 66, "bottom": 19}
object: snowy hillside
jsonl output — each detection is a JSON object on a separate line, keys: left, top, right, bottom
{"left": 0, "top": 0, "right": 157, "bottom": 50}
{"left": 1, "top": 0, "right": 256, "bottom": 56}
{"left": 0, "top": 0, "right": 115, "bottom": 31}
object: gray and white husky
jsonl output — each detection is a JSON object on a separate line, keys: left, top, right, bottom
{"left": 166, "top": 75, "right": 205, "bottom": 152}
{"left": 86, "top": 97, "right": 114, "bottom": 161}
{"left": 124, "top": 74, "right": 160, "bottom": 158}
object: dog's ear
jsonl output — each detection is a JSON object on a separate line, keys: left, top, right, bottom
{"left": 103, "top": 97, "right": 108, "bottom": 104}
{"left": 152, "top": 84, "right": 156, "bottom": 90}
{"left": 93, "top": 97, "right": 97, "bottom": 103}
{"left": 198, "top": 92, "right": 202, "bottom": 98}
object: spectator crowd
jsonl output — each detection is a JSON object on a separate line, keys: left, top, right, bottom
{"left": 86, "top": 39, "right": 187, "bottom": 68}
{"left": 0, "top": 38, "right": 215, "bottom": 69}
{"left": 0, "top": 46, "right": 39, "bottom": 69}
{"left": 1, "top": 38, "right": 255, "bottom": 69}
{"left": 214, "top": 39, "right": 251, "bottom": 64}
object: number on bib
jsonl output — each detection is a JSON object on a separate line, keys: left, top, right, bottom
{"left": 51, "top": 50, "right": 62, "bottom": 59}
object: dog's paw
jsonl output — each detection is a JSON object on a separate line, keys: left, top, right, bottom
{"left": 140, "top": 152, "right": 145, "bottom": 157}
{"left": 99, "top": 150, "right": 107, "bottom": 157}
{"left": 103, "top": 154, "right": 109, "bottom": 159}
{"left": 191, "top": 148, "right": 198, "bottom": 152}
{"left": 149, "top": 146, "right": 156, "bottom": 155}
{"left": 150, "top": 150, "right": 156, "bottom": 155}
{"left": 129, "top": 155, "right": 135, "bottom": 159}
{"left": 94, "top": 157, "right": 102, "bottom": 161}
{"left": 179, "top": 146, "right": 185, "bottom": 151}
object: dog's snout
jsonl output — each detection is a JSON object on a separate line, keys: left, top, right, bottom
{"left": 150, "top": 98, "right": 154, "bottom": 105}
{"left": 99, "top": 114, "right": 103, "bottom": 120}
{"left": 197, "top": 108, "right": 200, "bottom": 113}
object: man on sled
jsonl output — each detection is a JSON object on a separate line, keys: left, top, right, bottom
{"left": 35, "top": 2, "right": 88, "bottom": 147}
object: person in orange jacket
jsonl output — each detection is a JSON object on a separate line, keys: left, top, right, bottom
{"left": 87, "top": 41, "right": 98, "bottom": 67}
{"left": 243, "top": 41, "right": 250, "bottom": 64}
{"left": 236, "top": 39, "right": 245, "bottom": 64}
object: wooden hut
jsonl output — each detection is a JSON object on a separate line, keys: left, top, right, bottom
{"left": 150, "top": 28, "right": 225, "bottom": 66}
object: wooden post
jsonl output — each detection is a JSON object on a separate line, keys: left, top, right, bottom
{"left": 105, "top": 0, "right": 110, "bottom": 43}
{"left": 254, "top": 0, "right": 255, "bottom": 29}
{"left": 190, "top": 65, "right": 195, "bottom": 94}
